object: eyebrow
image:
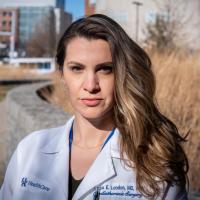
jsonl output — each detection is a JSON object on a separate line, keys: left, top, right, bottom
{"left": 66, "top": 61, "right": 113, "bottom": 68}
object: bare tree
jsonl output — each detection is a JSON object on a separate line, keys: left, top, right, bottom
{"left": 26, "top": 10, "right": 56, "bottom": 57}
{"left": 144, "top": 0, "right": 190, "bottom": 52}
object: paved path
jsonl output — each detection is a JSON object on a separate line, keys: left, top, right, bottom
{"left": 0, "top": 100, "right": 7, "bottom": 137}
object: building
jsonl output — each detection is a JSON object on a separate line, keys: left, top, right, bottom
{"left": 95, "top": 0, "right": 164, "bottom": 43}
{"left": 85, "top": 0, "right": 96, "bottom": 16}
{"left": 18, "top": 7, "right": 53, "bottom": 49}
{"left": 95, "top": 0, "right": 200, "bottom": 50}
{"left": 0, "top": 0, "right": 72, "bottom": 57}
{"left": 0, "top": 0, "right": 64, "bottom": 8}
{"left": 0, "top": 8, "right": 18, "bottom": 57}
{"left": 9, "top": 57, "right": 56, "bottom": 73}
{"left": 54, "top": 8, "right": 72, "bottom": 39}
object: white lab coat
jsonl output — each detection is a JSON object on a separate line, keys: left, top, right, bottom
{"left": 0, "top": 116, "right": 188, "bottom": 200}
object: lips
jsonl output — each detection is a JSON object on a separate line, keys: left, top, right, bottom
{"left": 81, "top": 98, "right": 102, "bottom": 106}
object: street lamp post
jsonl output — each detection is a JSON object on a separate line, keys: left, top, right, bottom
{"left": 132, "top": 1, "right": 143, "bottom": 42}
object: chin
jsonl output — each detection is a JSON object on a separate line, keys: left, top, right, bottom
{"left": 81, "top": 112, "right": 105, "bottom": 121}
{"left": 77, "top": 108, "right": 113, "bottom": 122}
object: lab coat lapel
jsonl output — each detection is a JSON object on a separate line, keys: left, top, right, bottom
{"left": 73, "top": 129, "right": 120, "bottom": 200}
{"left": 40, "top": 116, "right": 74, "bottom": 199}
{"left": 52, "top": 135, "right": 69, "bottom": 198}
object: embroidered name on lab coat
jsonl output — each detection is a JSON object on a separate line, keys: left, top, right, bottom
{"left": 21, "top": 177, "right": 50, "bottom": 192}
{"left": 94, "top": 184, "right": 142, "bottom": 198}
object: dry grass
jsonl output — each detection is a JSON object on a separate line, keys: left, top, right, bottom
{"left": 0, "top": 63, "right": 56, "bottom": 102}
{"left": 47, "top": 52, "right": 199, "bottom": 190}
{"left": 45, "top": 72, "right": 74, "bottom": 114}
{"left": 151, "top": 52, "right": 200, "bottom": 190}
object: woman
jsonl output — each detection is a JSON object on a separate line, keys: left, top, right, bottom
{"left": 0, "top": 14, "right": 188, "bottom": 200}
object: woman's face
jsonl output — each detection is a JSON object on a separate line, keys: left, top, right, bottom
{"left": 63, "top": 37, "right": 114, "bottom": 121}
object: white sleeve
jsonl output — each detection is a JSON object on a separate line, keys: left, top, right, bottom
{"left": 163, "top": 183, "right": 188, "bottom": 200}
{"left": 0, "top": 150, "right": 18, "bottom": 200}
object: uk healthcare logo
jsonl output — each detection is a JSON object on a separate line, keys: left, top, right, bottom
{"left": 21, "top": 178, "right": 28, "bottom": 187}
{"left": 21, "top": 177, "right": 50, "bottom": 192}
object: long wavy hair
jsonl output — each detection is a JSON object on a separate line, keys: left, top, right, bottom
{"left": 56, "top": 14, "right": 188, "bottom": 199}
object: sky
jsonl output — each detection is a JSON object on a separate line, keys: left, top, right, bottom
{"left": 65, "top": 0, "right": 85, "bottom": 21}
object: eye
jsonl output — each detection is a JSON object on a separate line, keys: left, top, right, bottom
{"left": 98, "top": 66, "right": 113, "bottom": 74}
{"left": 69, "top": 66, "right": 83, "bottom": 72}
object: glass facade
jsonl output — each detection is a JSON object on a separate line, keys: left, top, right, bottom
{"left": 56, "top": 0, "right": 65, "bottom": 9}
{"left": 18, "top": 6, "right": 53, "bottom": 47}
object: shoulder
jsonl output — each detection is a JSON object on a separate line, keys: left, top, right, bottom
{"left": 163, "top": 182, "right": 188, "bottom": 200}
{"left": 16, "top": 116, "right": 74, "bottom": 155}
{"left": 18, "top": 125, "right": 66, "bottom": 151}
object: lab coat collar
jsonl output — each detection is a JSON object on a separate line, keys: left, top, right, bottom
{"left": 39, "top": 116, "right": 74, "bottom": 198}
{"left": 40, "top": 115, "right": 121, "bottom": 158}
{"left": 39, "top": 116, "right": 123, "bottom": 199}
{"left": 74, "top": 148, "right": 116, "bottom": 199}
{"left": 40, "top": 116, "right": 74, "bottom": 154}
{"left": 73, "top": 127, "right": 122, "bottom": 199}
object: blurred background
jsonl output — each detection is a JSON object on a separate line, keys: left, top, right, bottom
{"left": 0, "top": 0, "right": 199, "bottom": 199}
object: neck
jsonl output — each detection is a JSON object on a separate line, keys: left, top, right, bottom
{"left": 73, "top": 112, "right": 115, "bottom": 147}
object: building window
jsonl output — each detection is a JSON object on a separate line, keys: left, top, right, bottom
{"left": 2, "top": 21, "right": 6, "bottom": 26}
{"left": 3, "top": 12, "right": 7, "bottom": 16}
{"left": 8, "top": 12, "right": 12, "bottom": 17}
{"left": 9, "top": 21, "right": 12, "bottom": 26}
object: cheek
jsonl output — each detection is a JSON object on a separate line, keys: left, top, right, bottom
{"left": 63, "top": 80, "right": 70, "bottom": 96}
{"left": 109, "top": 82, "right": 115, "bottom": 104}
{"left": 64, "top": 79, "right": 79, "bottom": 103}
{"left": 102, "top": 81, "right": 115, "bottom": 102}
{"left": 105, "top": 78, "right": 114, "bottom": 94}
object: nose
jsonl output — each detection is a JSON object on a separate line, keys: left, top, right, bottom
{"left": 83, "top": 72, "right": 100, "bottom": 93}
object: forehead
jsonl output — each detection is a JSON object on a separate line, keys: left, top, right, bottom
{"left": 65, "top": 37, "right": 112, "bottom": 63}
